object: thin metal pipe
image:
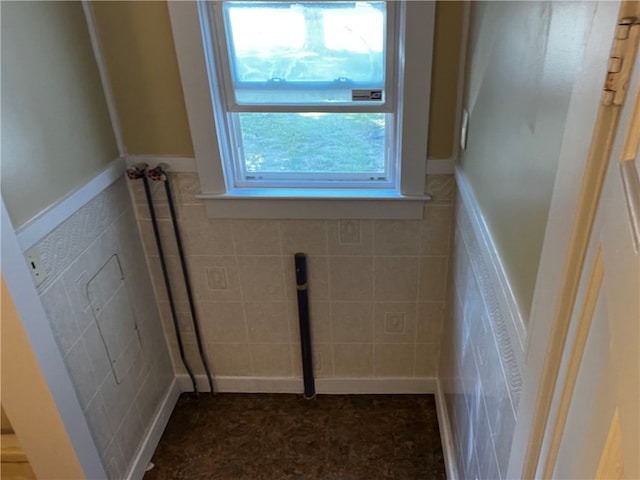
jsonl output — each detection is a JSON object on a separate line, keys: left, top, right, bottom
{"left": 149, "top": 165, "right": 215, "bottom": 395}
{"left": 294, "top": 253, "right": 315, "bottom": 399}
{"left": 126, "top": 165, "right": 198, "bottom": 394}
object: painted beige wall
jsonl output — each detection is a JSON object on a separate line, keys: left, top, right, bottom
{"left": 91, "top": 1, "right": 463, "bottom": 159}
{"left": 91, "top": 1, "right": 194, "bottom": 157}
{"left": 1, "top": 1, "right": 118, "bottom": 228}
{"left": 459, "top": 1, "right": 597, "bottom": 316}
{"left": 429, "top": 1, "right": 465, "bottom": 160}
{"left": 1, "top": 276, "right": 86, "bottom": 479}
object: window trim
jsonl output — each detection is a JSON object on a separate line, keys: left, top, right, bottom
{"left": 168, "top": 0, "right": 435, "bottom": 219}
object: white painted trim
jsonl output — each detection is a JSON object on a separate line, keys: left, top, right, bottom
{"left": 126, "top": 155, "right": 431, "bottom": 219}
{"left": 126, "top": 155, "right": 197, "bottom": 173}
{"left": 169, "top": 1, "right": 434, "bottom": 201}
{"left": 317, "top": 377, "right": 436, "bottom": 394}
{"left": 426, "top": 158, "right": 455, "bottom": 175}
{"left": 203, "top": 197, "right": 426, "bottom": 219}
{"left": 125, "top": 379, "right": 180, "bottom": 480}
{"left": 177, "top": 375, "right": 436, "bottom": 394}
{"left": 455, "top": 168, "right": 528, "bottom": 353}
{"left": 399, "top": 1, "right": 434, "bottom": 195}
{"left": 507, "top": 3, "right": 622, "bottom": 477}
{"left": 436, "top": 378, "right": 459, "bottom": 480}
{"left": 81, "top": 1, "right": 126, "bottom": 156}
{"left": 167, "top": 0, "right": 226, "bottom": 194}
{"left": 16, "top": 157, "right": 125, "bottom": 252}
{"left": 1, "top": 200, "right": 108, "bottom": 479}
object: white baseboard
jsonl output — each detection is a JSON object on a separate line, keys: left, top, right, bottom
{"left": 16, "top": 157, "right": 125, "bottom": 252}
{"left": 177, "top": 375, "right": 436, "bottom": 395}
{"left": 125, "top": 379, "right": 180, "bottom": 480}
{"left": 436, "top": 378, "right": 459, "bottom": 480}
{"left": 317, "top": 377, "right": 436, "bottom": 394}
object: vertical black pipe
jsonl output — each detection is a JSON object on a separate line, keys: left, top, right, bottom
{"left": 294, "top": 253, "right": 315, "bottom": 399}
{"left": 128, "top": 165, "right": 198, "bottom": 394}
{"left": 152, "top": 166, "right": 215, "bottom": 396}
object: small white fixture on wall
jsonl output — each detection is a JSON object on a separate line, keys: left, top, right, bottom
{"left": 460, "top": 108, "right": 469, "bottom": 151}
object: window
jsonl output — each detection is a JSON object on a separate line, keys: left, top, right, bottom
{"left": 168, "top": 1, "right": 434, "bottom": 218}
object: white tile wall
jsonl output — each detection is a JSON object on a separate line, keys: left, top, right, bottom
{"left": 439, "top": 185, "right": 523, "bottom": 480}
{"left": 131, "top": 172, "right": 455, "bottom": 381}
{"left": 34, "top": 178, "right": 173, "bottom": 479}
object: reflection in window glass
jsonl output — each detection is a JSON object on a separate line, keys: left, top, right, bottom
{"left": 224, "top": 2, "right": 385, "bottom": 87}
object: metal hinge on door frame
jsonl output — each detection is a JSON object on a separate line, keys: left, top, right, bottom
{"left": 603, "top": 16, "right": 640, "bottom": 106}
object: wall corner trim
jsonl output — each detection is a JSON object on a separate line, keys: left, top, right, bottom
{"left": 15, "top": 157, "right": 126, "bottom": 252}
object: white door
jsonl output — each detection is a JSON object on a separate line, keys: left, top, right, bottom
{"left": 537, "top": 5, "right": 640, "bottom": 478}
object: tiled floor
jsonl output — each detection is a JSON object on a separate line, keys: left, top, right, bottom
{"left": 144, "top": 393, "right": 446, "bottom": 480}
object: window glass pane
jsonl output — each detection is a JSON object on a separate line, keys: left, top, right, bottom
{"left": 224, "top": 1, "right": 386, "bottom": 105}
{"left": 238, "top": 113, "right": 386, "bottom": 176}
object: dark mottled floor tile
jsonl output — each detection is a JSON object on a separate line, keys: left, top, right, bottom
{"left": 144, "top": 393, "right": 446, "bottom": 480}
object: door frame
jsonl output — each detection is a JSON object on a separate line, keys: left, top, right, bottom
{"left": 507, "top": 1, "right": 637, "bottom": 477}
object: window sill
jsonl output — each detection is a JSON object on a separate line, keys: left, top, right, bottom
{"left": 197, "top": 189, "right": 431, "bottom": 219}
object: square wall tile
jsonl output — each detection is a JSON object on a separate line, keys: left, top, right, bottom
{"left": 198, "top": 302, "right": 247, "bottom": 343}
{"left": 170, "top": 172, "right": 201, "bottom": 205}
{"left": 331, "top": 302, "right": 373, "bottom": 343}
{"left": 327, "top": 220, "right": 373, "bottom": 255}
{"left": 333, "top": 343, "right": 373, "bottom": 377}
{"left": 420, "top": 205, "right": 453, "bottom": 256}
{"left": 114, "top": 405, "right": 144, "bottom": 472}
{"left": 40, "top": 280, "right": 82, "bottom": 356}
{"left": 374, "top": 220, "right": 421, "bottom": 256}
{"left": 415, "top": 343, "right": 441, "bottom": 377}
{"left": 416, "top": 302, "right": 445, "bottom": 343}
{"left": 102, "top": 439, "right": 126, "bottom": 480}
{"left": 374, "top": 257, "right": 419, "bottom": 301}
{"left": 245, "top": 302, "right": 289, "bottom": 343}
{"left": 250, "top": 344, "right": 292, "bottom": 376}
{"left": 328, "top": 256, "right": 373, "bottom": 301}
{"left": 280, "top": 220, "right": 328, "bottom": 255}
{"left": 112, "top": 209, "right": 147, "bottom": 274}
{"left": 180, "top": 218, "right": 234, "bottom": 256}
{"left": 425, "top": 174, "right": 455, "bottom": 205}
{"left": 237, "top": 256, "right": 286, "bottom": 302}
{"left": 232, "top": 220, "right": 281, "bottom": 255}
{"left": 374, "top": 344, "right": 414, "bottom": 376}
{"left": 138, "top": 219, "right": 177, "bottom": 258}
{"left": 158, "top": 301, "right": 193, "bottom": 340}
{"left": 374, "top": 302, "right": 417, "bottom": 344}
{"left": 207, "top": 343, "right": 252, "bottom": 376}
{"left": 100, "top": 371, "right": 136, "bottom": 432}
{"left": 418, "top": 256, "right": 448, "bottom": 302}
{"left": 83, "top": 322, "right": 113, "bottom": 387}
{"left": 313, "top": 344, "right": 333, "bottom": 378}
{"left": 84, "top": 393, "right": 115, "bottom": 454}
{"left": 64, "top": 336, "right": 100, "bottom": 409}
{"left": 188, "top": 256, "right": 241, "bottom": 302}
{"left": 148, "top": 255, "right": 189, "bottom": 305}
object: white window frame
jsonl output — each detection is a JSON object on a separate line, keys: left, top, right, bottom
{"left": 168, "top": 0, "right": 435, "bottom": 219}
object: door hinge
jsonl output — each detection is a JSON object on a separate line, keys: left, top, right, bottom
{"left": 603, "top": 17, "right": 640, "bottom": 106}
